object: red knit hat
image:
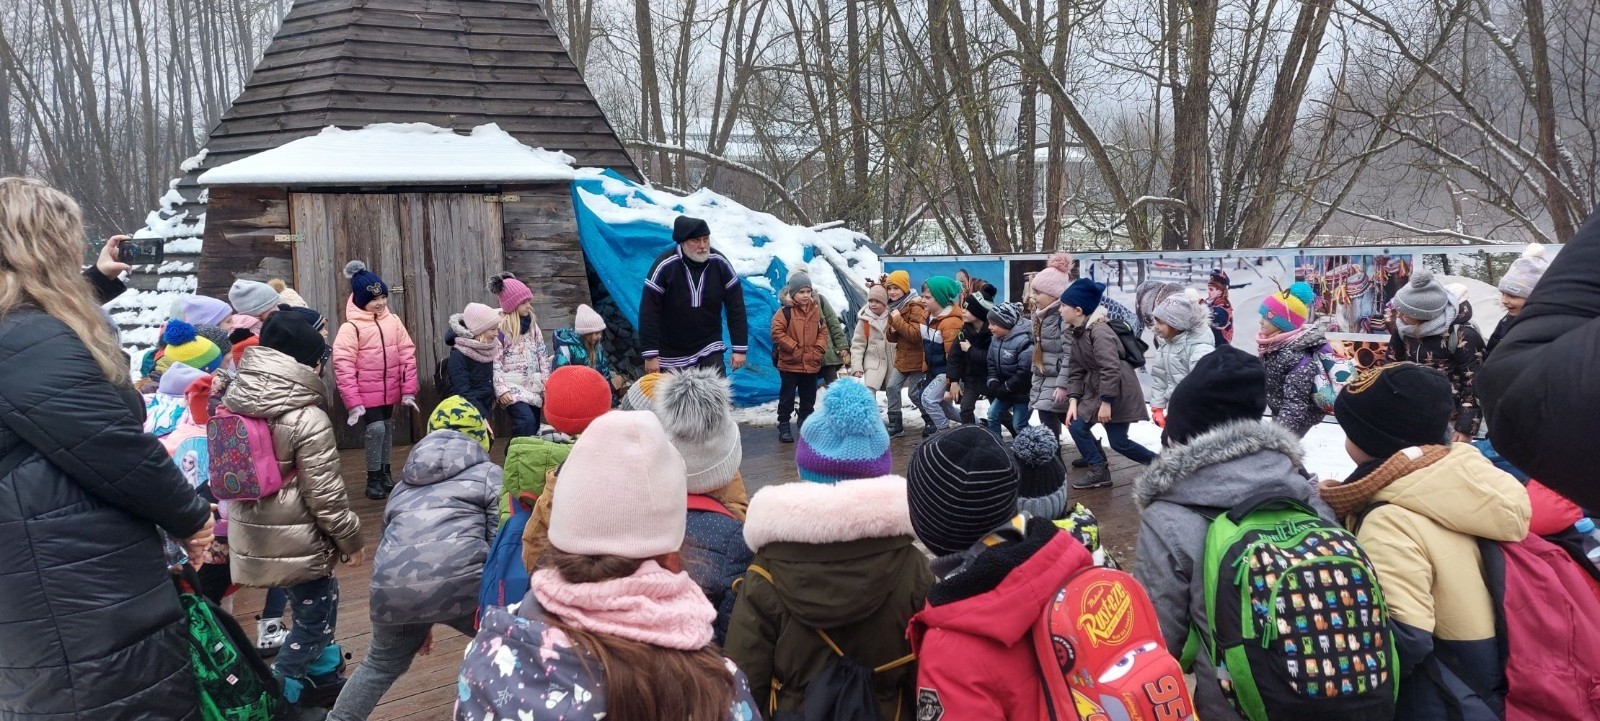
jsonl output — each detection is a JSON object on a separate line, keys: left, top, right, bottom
{"left": 544, "top": 365, "right": 613, "bottom": 435}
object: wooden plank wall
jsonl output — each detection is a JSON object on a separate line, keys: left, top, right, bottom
{"left": 399, "top": 192, "right": 505, "bottom": 430}
{"left": 196, "top": 187, "right": 295, "bottom": 298}
{"left": 501, "top": 184, "right": 590, "bottom": 335}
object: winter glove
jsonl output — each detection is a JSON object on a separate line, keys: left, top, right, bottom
{"left": 1152, "top": 407, "right": 1166, "bottom": 428}
{"left": 987, "top": 377, "right": 1003, "bottom": 396}
{"left": 347, "top": 406, "right": 365, "bottom": 426}
{"left": 401, "top": 395, "right": 419, "bottom": 412}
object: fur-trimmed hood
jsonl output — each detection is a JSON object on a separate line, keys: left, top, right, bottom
{"left": 743, "top": 475, "right": 916, "bottom": 552}
{"left": 1134, "top": 418, "right": 1317, "bottom": 510}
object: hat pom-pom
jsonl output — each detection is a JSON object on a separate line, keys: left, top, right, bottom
{"left": 1182, "top": 287, "right": 1203, "bottom": 303}
{"left": 487, "top": 271, "right": 514, "bottom": 295}
{"left": 267, "top": 278, "right": 287, "bottom": 292}
{"left": 1287, "top": 281, "right": 1317, "bottom": 305}
{"left": 1522, "top": 243, "right": 1545, "bottom": 260}
{"left": 1011, "top": 426, "right": 1060, "bottom": 467}
{"left": 343, "top": 260, "right": 367, "bottom": 279}
{"left": 1410, "top": 268, "right": 1434, "bottom": 288}
{"left": 164, "top": 319, "right": 198, "bottom": 345}
{"left": 819, "top": 379, "right": 881, "bottom": 435}
{"left": 1046, "top": 252, "right": 1073, "bottom": 273}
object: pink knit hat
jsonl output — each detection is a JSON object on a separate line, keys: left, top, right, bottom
{"left": 489, "top": 272, "right": 535, "bottom": 314}
{"left": 547, "top": 411, "right": 688, "bottom": 559}
{"left": 574, "top": 304, "right": 606, "bottom": 335}
{"left": 461, "top": 302, "right": 502, "bottom": 336}
{"left": 1030, "top": 252, "right": 1074, "bottom": 299}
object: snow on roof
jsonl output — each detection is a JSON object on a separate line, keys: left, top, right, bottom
{"left": 199, "top": 123, "right": 578, "bottom": 187}
{"left": 573, "top": 169, "right": 881, "bottom": 313}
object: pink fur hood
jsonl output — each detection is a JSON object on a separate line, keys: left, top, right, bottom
{"left": 742, "top": 475, "right": 916, "bottom": 552}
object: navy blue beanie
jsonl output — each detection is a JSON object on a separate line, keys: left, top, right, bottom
{"left": 343, "top": 260, "right": 388, "bottom": 310}
{"left": 1060, "top": 278, "right": 1106, "bottom": 316}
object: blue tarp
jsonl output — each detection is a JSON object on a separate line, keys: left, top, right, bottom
{"left": 881, "top": 259, "right": 1010, "bottom": 302}
{"left": 572, "top": 171, "right": 784, "bottom": 406}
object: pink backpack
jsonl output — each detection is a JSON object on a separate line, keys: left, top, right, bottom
{"left": 206, "top": 408, "right": 291, "bottom": 501}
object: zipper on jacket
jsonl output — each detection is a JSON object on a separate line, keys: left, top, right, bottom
{"left": 376, "top": 316, "right": 389, "bottom": 407}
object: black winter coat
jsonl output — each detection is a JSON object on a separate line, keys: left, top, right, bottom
{"left": 446, "top": 347, "right": 497, "bottom": 420}
{"left": 639, "top": 247, "right": 750, "bottom": 368}
{"left": 0, "top": 292, "right": 210, "bottom": 718}
{"left": 947, "top": 322, "right": 992, "bottom": 390}
{"left": 1485, "top": 313, "right": 1515, "bottom": 359}
{"left": 985, "top": 326, "right": 1034, "bottom": 403}
{"left": 1482, "top": 204, "right": 1600, "bottom": 510}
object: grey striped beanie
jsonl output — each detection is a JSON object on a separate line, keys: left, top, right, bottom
{"left": 907, "top": 425, "right": 1021, "bottom": 556}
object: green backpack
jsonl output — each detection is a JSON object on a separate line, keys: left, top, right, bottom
{"left": 1182, "top": 494, "right": 1397, "bottom": 721}
{"left": 175, "top": 571, "right": 286, "bottom": 721}
{"left": 499, "top": 436, "right": 572, "bottom": 523}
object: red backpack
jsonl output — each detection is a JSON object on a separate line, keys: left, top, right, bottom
{"left": 1033, "top": 567, "right": 1197, "bottom": 721}
{"left": 687, "top": 494, "right": 736, "bottom": 519}
{"left": 1481, "top": 533, "right": 1600, "bottom": 720}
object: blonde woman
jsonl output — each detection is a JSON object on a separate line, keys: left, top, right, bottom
{"left": 0, "top": 177, "right": 215, "bottom": 719}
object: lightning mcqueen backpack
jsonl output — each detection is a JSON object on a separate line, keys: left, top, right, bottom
{"left": 1034, "top": 567, "right": 1197, "bottom": 721}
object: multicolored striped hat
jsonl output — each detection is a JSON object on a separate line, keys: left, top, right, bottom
{"left": 1259, "top": 281, "right": 1316, "bottom": 333}
{"left": 796, "top": 378, "right": 893, "bottom": 484}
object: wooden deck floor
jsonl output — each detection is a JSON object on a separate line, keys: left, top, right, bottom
{"left": 227, "top": 424, "right": 1150, "bottom": 719}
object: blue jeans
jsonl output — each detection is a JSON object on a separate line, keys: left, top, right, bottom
{"left": 274, "top": 576, "right": 340, "bottom": 682}
{"left": 506, "top": 401, "right": 542, "bottom": 437}
{"left": 263, "top": 587, "right": 287, "bottom": 618}
{"left": 986, "top": 399, "right": 1032, "bottom": 435}
{"left": 328, "top": 617, "right": 476, "bottom": 721}
{"left": 920, "top": 374, "right": 959, "bottom": 429}
{"left": 1068, "top": 418, "right": 1156, "bottom": 466}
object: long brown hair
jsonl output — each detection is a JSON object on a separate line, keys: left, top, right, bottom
{"left": 543, "top": 551, "right": 736, "bottom": 721}
{"left": 0, "top": 178, "right": 129, "bottom": 383}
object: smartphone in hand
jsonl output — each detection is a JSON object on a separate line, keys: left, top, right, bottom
{"left": 116, "top": 236, "right": 165, "bottom": 264}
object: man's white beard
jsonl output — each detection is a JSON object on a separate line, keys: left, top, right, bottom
{"left": 684, "top": 247, "right": 712, "bottom": 263}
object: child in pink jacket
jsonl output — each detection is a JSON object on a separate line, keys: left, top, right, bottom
{"left": 332, "top": 260, "right": 419, "bottom": 501}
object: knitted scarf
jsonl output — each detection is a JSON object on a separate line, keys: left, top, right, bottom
{"left": 1318, "top": 445, "right": 1452, "bottom": 519}
{"left": 1257, "top": 324, "right": 1311, "bottom": 354}
{"left": 453, "top": 334, "right": 503, "bottom": 364}
{"left": 531, "top": 560, "right": 716, "bottom": 651}
{"left": 1394, "top": 299, "right": 1457, "bottom": 341}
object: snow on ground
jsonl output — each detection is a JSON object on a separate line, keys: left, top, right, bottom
{"left": 199, "top": 123, "right": 577, "bottom": 186}
{"left": 735, "top": 374, "right": 1358, "bottom": 482}
{"left": 574, "top": 169, "right": 881, "bottom": 315}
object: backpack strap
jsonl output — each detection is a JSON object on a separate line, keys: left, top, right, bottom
{"left": 1349, "top": 501, "right": 1391, "bottom": 536}
{"left": 687, "top": 494, "right": 736, "bottom": 519}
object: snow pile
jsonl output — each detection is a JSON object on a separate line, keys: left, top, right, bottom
{"left": 574, "top": 169, "right": 880, "bottom": 315}
{"left": 199, "top": 123, "right": 578, "bottom": 186}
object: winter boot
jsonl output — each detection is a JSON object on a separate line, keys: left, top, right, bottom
{"left": 381, "top": 463, "right": 395, "bottom": 492}
{"left": 921, "top": 423, "right": 937, "bottom": 438}
{"left": 364, "top": 470, "right": 388, "bottom": 500}
{"left": 255, "top": 616, "right": 288, "bottom": 656}
{"left": 1071, "top": 446, "right": 1106, "bottom": 468}
{"left": 1071, "top": 462, "right": 1113, "bottom": 490}
{"left": 778, "top": 421, "right": 794, "bottom": 444}
{"left": 886, "top": 411, "right": 904, "bottom": 438}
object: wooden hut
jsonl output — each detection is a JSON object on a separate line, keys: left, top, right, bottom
{"left": 189, "top": 0, "right": 636, "bottom": 444}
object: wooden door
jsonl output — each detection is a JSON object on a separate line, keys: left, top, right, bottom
{"left": 396, "top": 193, "right": 505, "bottom": 437}
{"left": 293, "top": 192, "right": 506, "bottom": 447}
{"left": 292, "top": 193, "right": 410, "bottom": 448}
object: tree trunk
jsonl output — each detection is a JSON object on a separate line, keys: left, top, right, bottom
{"left": 1522, "top": 0, "right": 1578, "bottom": 241}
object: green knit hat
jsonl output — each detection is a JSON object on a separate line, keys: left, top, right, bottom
{"left": 924, "top": 276, "right": 961, "bottom": 308}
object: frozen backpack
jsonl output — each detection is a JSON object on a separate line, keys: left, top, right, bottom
{"left": 206, "top": 407, "right": 291, "bottom": 501}
{"left": 479, "top": 492, "right": 537, "bottom": 627}
{"left": 1034, "top": 566, "right": 1196, "bottom": 721}
{"left": 1295, "top": 342, "right": 1357, "bottom": 415}
{"left": 1186, "top": 494, "right": 1397, "bottom": 721}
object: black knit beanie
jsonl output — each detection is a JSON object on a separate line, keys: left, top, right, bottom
{"left": 259, "top": 313, "right": 329, "bottom": 368}
{"left": 962, "top": 293, "right": 992, "bottom": 322}
{"left": 1334, "top": 363, "right": 1454, "bottom": 459}
{"left": 673, "top": 216, "right": 711, "bottom": 243}
{"left": 1163, "top": 345, "right": 1267, "bottom": 446}
{"left": 907, "top": 425, "right": 1020, "bottom": 556}
{"left": 1010, "top": 425, "right": 1066, "bottom": 499}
